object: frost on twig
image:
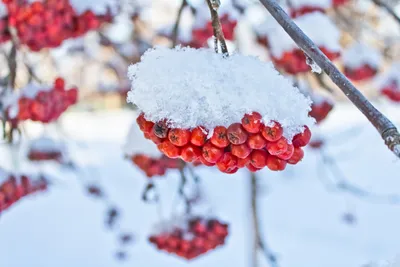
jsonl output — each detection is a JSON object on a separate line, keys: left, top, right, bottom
{"left": 305, "top": 54, "right": 321, "bottom": 74}
{"left": 258, "top": 0, "right": 400, "bottom": 159}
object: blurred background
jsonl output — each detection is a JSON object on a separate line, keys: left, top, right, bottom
{"left": 0, "top": 0, "right": 400, "bottom": 266}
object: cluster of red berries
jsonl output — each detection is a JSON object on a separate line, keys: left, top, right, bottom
{"left": 309, "top": 99, "right": 334, "bottom": 124}
{"left": 381, "top": 80, "right": 400, "bottom": 102}
{"left": 7, "top": 78, "right": 78, "bottom": 124}
{"left": 28, "top": 148, "right": 63, "bottom": 162}
{"left": 272, "top": 47, "right": 340, "bottom": 74}
{"left": 149, "top": 217, "right": 228, "bottom": 260}
{"left": 137, "top": 113, "right": 311, "bottom": 174}
{"left": 344, "top": 64, "right": 378, "bottom": 81}
{"left": 290, "top": 6, "right": 325, "bottom": 18}
{"left": 3, "top": 0, "right": 112, "bottom": 51}
{"left": 0, "top": 172, "right": 47, "bottom": 213}
{"left": 130, "top": 154, "right": 182, "bottom": 178}
{"left": 189, "top": 14, "right": 237, "bottom": 48}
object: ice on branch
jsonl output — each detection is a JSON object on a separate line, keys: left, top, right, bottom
{"left": 127, "top": 47, "right": 314, "bottom": 140}
{"left": 266, "top": 12, "right": 341, "bottom": 58}
{"left": 124, "top": 121, "right": 162, "bottom": 158}
{"left": 343, "top": 43, "right": 382, "bottom": 69}
{"left": 69, "top": 0, "right": 119, "bottom": 15}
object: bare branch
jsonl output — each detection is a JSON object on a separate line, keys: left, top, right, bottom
{"left": 250, "top": 173, "right": 279, "bottom": 267}
{"left": 258, "top": 0, "right": 400, "bottom": 158}
{"left": 371, "top": 0, "right": 400, "bottom": 26}
{"left": 171, "top": 0, "right": 187, "bottom": 47}
{"left": 7, "top": 43, "right": 17, "bottom": 89}
{"left": 205, "top": 0, "right": 229, "bottom": 55}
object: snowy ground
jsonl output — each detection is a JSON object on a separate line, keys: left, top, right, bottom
{"left": 1, "top": 103, "right": 400, "bottom": 267}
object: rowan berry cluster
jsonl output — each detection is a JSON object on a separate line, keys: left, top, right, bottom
{"left": 6, "top": 78, "right": 78, "bottom": 124}
{"left": 0, "top": 171, "right": 47, "bottom": 213}
{"left": 309, "top": 99, "right": 334, "bottom": 124}
{"left": 381, "top": 80, "right": 400, "bottom": 102}
{"left": 344, "top": 64, "right": 378, "bottom": 81}
{"left": 2, "top": 0, "right": 112, "bottom": 51}
{"left": 130, "top": 154, "right": 182, "bottom": 178}
{"left": 149, "top": 217, "right": 228, "bottom": 260}
{"left": 272, "top": 47, "right": 340, "bottom": 75}
{"left": 137, "top": 112, "right": 310, "bottom": 174}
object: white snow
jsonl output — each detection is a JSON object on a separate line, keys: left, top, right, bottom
{"left": 306, "top": 56, "right": 322, "bottom": 73}
{"left": 290, "top": 0, "right": 332, "bottom": 9}
{"left": 69, "top": 0, "right": 119, "bottom": 15}
{"left": 375, "top": 62, "right": 400, "bottom": 90}
{"left": 29, "top": 137, "right": 65, "bottom": 153}
{"left": 124, "top": 119, "right": 162, "bottom": 158}
{"left": 342, "top": 43, "right": 382, "bottom": 69}
{"left": 0, "top": 168, "right": 9, "bottom": 184}
{"left": 127, "top": 46, "right": 314, "bottom": 140}
{"left": 21, "top": 83, "right": 53, "bottom": 99}
{"left": 267, "top": 12, "right": 341, "bottom": 58}
{"left": 0, "top": 1, "right": 7, "bottom": 18}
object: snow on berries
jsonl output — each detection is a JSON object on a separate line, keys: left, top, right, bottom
{"left": 125, "top": 121, "right": 182, "bottom": 178}
{"left": 148, "top": 216, "right": 229, "bottom": 260}
{"left": 265, "top": 13, "right": 341, "bottom": 74}
{"left": 27, "top": 137, "right": 66, "bottom": 163}
{"left": 377, "top": 63, "right": 400, "bottom": 102}
{"left": 127, "top": 46, "right": 314, "bottom": 173}
{"left": 288, "top": 0, "right": 331, "bottom": 18}
{"left": 4, "top": 78, "right": 78, "bottom": 124}
{"left": 0, "top": 168, "right": 48, "bottom": 213}
{"left": 343, "top": 43, "right": 381, "bottom": 81}
{"left": 298, "top": 85, "right": 334, "bottom": 124}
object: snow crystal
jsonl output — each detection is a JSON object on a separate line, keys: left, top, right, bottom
{"left": 267, "top": 12, "right": 341, "bottom": 58}
{"left": 306, "top": 56, "right": 322, "bottom": 74}
{"left": 124, "top": 120, "right": 162, "bottom": 158}
{"left": 69, "top": 0, "right": 119, "bottom": 15}
{"left": 342, "top": 43, "right": 382, "bottom": 69}
{"left": 127, "top": 46, "right": 314, "bottom": 140}
{"left": 0, "top": 1, "right": 7, "bottom": 18}
{"left": 29, "top": 137, "right": 65, "bottom": 153}
{"left": 290, "top": 0, "right": 331, "bottom": 9}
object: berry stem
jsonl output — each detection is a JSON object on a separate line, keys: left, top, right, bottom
{"left": 250, "top": 172, "right": 279, "bottom": 267}
{"left": 371, "top": 0, "right": 400, "bottom": 26}
{"left": 258, "top": 0, "right": 400, "bottom": 159}
{"left": 205, "top": 0, "right": 229, "bottom": 55}
{"left": 171, "top": 0, "right": 188, "bottom": 47}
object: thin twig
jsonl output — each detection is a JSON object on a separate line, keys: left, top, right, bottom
{"left": 205, "top": 0, "right": 229, "bottom": 55}
{"left": 371, "top": 0, "right": 400, "bottom": 26}
{"left": 178, "top": 167, "right": 192, "bottom": 214}
{"left": 7, "top": 43, "right": 17, "bottom": 89}
{"left": 171, "top": 0, "right": 187, "bottom": 47}
{"left": 250, "top": 173, "right": 278, "bottom": 267}
{"left": 258, "top": 0, "right": 400, "bottom": 158}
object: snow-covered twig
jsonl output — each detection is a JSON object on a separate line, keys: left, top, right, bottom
{"left": 371, "top": 0, "right": 400, "bottom": 26}
{"left": 250, "top": 173, "right": 279, "bottom": 267}
{"left": 205, "top": 0, "right": 229, "bottom": 55}
{"left": 258, "top": 0, "right": 400, "bottom": 159}
{"left": 171, "top": 0, "right": 187, "bottom": 47}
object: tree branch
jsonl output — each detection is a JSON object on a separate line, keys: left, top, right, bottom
{"left": 371, "top": 0, "right": 400, "bottom": 26}
{"left": 171, "top": 0, "right": 187, "bottom": 47}
{"left": 250, "top": 173, "right": 278, "bottom": 267}
{"left": 258, "top": 0, "right": 400, "bottom": 158}
{"left": 205, "top": 0, "right": 229, "bottom": 55}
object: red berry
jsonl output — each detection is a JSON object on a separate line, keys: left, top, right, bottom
{"left": 158, "top": 141, "right": 181, "bottom": 158}
{"left": 153, "top": 121, "right": 169, "bottom": 139}
{"left": 261, "top": 121, "right": 283, "bottom": 142}
{"left": 190, "top": 127, "right": 208, "bottom": 146}
{"left": 202, "top": 142, "right": 224, "bottom": 164}
{"left": 250, "top": 150, "right": 268, "bottom": 168}
{"left": 287, "top": 147, "right": 304, "bottom": 164}
{"left": 216, "top": 152, "right": 238, "bottom": 173}
{"left": 231, "top": 143, "right": 251, "bottom": 159}
{"left": 225, "top": 167, "right": 238, "bottom": 174}
{"left": 247, "top": 133, "right": 267, "bottom": 150}
{"left": 227, "top": 123, "right": 248, "bottom": 145}
{"left": 241, "top": 112, "right": 262, "bottom": 133}
{"left": 237, "top": 155, "right": 251, "bottom": 168}
{"left": 145, "top": 131, "right": 163, "bottom": 145}
{"left": 246, "top": 163, "right": 261, "bottom": 172}
{"left": 168, "top": 129, "right": 191, "bottom": 147}
{"left": 199, "top": 155, "right": 216, "bottom": 166}
{"left": 211, "top": 126, "right": 229, "bottom": 148}
{"left": 181, "top": 144, "right": 202, "bottom": 162}
{"left": 266, "top": 155, "right": 287, "bottom": 171}
{"left": 292, "top": 126, "right": 311, "bottom": 147}
{"left": 277, "top": 143, "right": 294, "bottom": 160}
{"left": 266, "top": 137, "right": 288, "bottom": 156}
{"left": 136, "top": 113, "right": 154, "bottom": 133}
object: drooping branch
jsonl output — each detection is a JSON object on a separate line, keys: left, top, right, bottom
{"left": 250, "top": 173, "right": 279, "bottom": 267}
{"left": 205, "top": 0, "right": 229, "bottom": 55}
{"left": 171, "top": 0, "right": 187, "bottom": 47}
{"left": 258, "top": 0, "right": 400, "bottom": 158}
{"left": 371, "top": 0, "right": 400, "bottom": 26}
